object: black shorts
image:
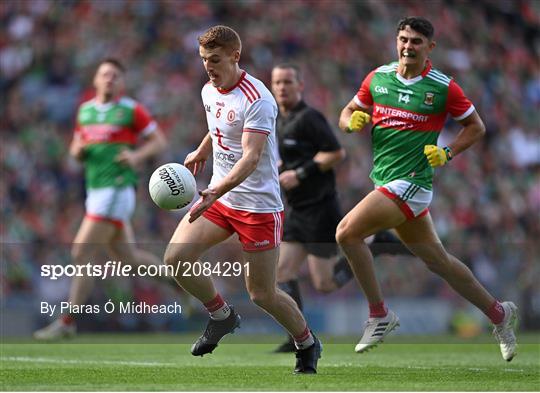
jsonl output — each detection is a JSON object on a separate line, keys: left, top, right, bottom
{"left": 283, "top": 197, "right": 343, "bottom": 258}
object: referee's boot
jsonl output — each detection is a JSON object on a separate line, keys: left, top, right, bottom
{"left": 274, "top": 335, "right": 296, "bottom": 353}
{"left": 191, "top": 305, "right": 241, "bottom": 356}
{"left": 294, "top": 334, "right": 322, "bottom": 374}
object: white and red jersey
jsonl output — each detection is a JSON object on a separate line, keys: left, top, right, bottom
{"left": 202, "top": 70, "right": 283, "bottom": 213}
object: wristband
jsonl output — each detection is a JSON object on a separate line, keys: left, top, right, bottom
{"left": 295, "top": 160, "right": 320, "bottom": 181}
{"left": 443, "top": 146, "right": 453, "bottom": 161}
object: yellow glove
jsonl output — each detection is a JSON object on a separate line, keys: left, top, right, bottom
{"left": 424, "top": 145, "right": 453, "bottom": 167}
{"left": 346, "top": 111, "right": 371, "bottom": 133}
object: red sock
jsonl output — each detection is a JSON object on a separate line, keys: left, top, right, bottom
{"left": 61, "top": 314, "right": 75, "bottom": 325}
{"left": 369, "top": 301, "right": 387, "bottom": 318}
{"left": 485, "top": 300, "right": 505, "bottom": 325}
{"left": 203, "top": 294, "right": 230, "bottom": 320}
{"left": 204, "top": 294, "right": 225, "bottom": 312}
{"left": 293, "top": 326, "right": 314, "bottom": 350}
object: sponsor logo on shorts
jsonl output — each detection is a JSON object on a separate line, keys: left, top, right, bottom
{"left": 254, "top": 240, "right": 270, "bottom": 247}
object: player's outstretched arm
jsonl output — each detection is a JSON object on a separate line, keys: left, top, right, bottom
{"left": 339, "top": 99, "right": 371, "bottom": 133}
{"left": 135, "top": 128, "right": 167, "bottom": 161}
{"left": 116, "top": 128, "right": 167, "bottom": 168}
{"left": 69, "top": 134, "right": 86, "bottom": 161}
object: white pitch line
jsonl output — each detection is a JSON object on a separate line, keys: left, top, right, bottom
{"left": 1, "top": 357, "right": 526, "bottom": 373}
{"left": 1, "top": 356, "right": 176, "bottom": 367}
{"left": 407, "top": 365, "right": 524, "bottom": 373}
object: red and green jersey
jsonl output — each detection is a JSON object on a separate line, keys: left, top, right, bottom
{"left": 75, "top": 97, "right": 157, "bottom": 189}
{"left": 354, "top": 60, "right": 474, "bottom": 190}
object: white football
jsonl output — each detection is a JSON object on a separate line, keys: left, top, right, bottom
{"left": 148, "top": 163, "right": 197, "bottom": 210}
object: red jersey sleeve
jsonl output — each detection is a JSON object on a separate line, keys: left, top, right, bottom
{"left": 447, "top": 79, "right": 474, "bottom": 120}
{"left": 133, "top": 103, "right": 157, "bottom": 136}
{"left": 73, "top": 108, "right": 83, "bottom": 138}
{"left": 355, "top": 70, "right": 376, "bottom": 108}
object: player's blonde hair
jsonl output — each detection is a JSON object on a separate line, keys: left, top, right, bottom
{"left": 198, "top": 25, "right": 242, "bottom": 53}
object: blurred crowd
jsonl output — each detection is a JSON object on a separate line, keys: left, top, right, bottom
{"left": 1, "top": 0, "right": 539, "bottom": 331}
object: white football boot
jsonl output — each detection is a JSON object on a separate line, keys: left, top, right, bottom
{"left": 493, "top": 301, "right": 518, "bottom": 361}
{"left": 33, "top": 319, "right": 76, "bottom": 341}
{"left": 355, "top": 309, "right": 400, "bottom": 353}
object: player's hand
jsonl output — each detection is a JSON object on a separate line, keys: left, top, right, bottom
{"left": 279, "top": 170, "right": 300, "bottom": 190}
{"left": 115, "top": 148, "right": 140, "bottom": 168}
{"left": 188, "top": 188, "right": 219, "bottom": 223}
{"left": 346, "top": 111, "right": 371, "bottom": 133}
{"left": 184, "top": 150, "right": 207, "bottom": 176}
{"left": 424, "top": 145, "right": 451, "bottom": 167}
{"left": 69, "top": 135, "right": 87, "bottom": 161}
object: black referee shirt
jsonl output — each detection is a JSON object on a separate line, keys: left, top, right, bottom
{"left": 277, "top": 101, "right": 342, "bottom": 208}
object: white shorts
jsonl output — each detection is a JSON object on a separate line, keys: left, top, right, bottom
{"left": 85, "top": 186, "right": 135, "bottom": 228}
{"left": 376, "top": 179, "right": 432, "bottom": 220}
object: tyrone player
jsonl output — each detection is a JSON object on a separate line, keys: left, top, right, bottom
{"left": 163, "top": 26, "right": 321, "bottom": 374}
{"left": 34, "top": 58, "right": 166, "bottom": 340}
{"left": 337, "top": 17, "right": 518, "bottom": 361}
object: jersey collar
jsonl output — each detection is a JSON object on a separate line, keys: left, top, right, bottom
{"left": 93, "top": 96, "right": 121, "bottom": 111}
{"left": 279, "top": 100, "right": 306, "bottom": 119}
{"left": 395, "top": 59, "right": 432, "bottom": 86}
{"left": 217, "top": 70, "right": 246, "bottom": 94}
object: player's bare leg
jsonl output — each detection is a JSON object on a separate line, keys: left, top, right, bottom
{"left": 164, "top": 214, "right": 240, "bottom": 356}
{"left": 109, "top": 222, "right": 189, "bottom": 308}
{"left": 274, "top": 242, "right": 307, "bottom": 352}
{"left": 395, "top": 213, "right": 518, "bottom": 361}
{"left": 69, "top": 218, "right": 118, "bottom": 305}
{"left": 307, "top": 255, "right": 338, "bottom": 294}
{"left": 246, "top": 247, "right": 307, "bottom": 336}
{"left": 244, "top": 247, "right": 321, "bottom": 373}
{"left": 34, "top": 218, "right": 117, "bottom": 340}
{"left": 276, "top": 242, "right": 307, "bottom": 284}
{"left": 336, "top": 190, "right": 405, "bottom": 352}
{"left": 395, "top": 213, "right": 495, "bottom": 310}
{"left": 165, "top": 214, "right": 231, "bottom": 302}
{"left": 336, "top": 190, "right": 405, "bottom": 303}
{"left": 109, "top": 222, "right": 163, "bottom": 267}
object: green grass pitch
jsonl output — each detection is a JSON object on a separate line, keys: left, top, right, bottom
{"left": 1, "top": 333, "right": 538, "bottom": 391}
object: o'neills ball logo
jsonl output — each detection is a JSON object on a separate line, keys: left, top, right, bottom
{"left": 158, "top": 167, "right": 185, "bottom": 196}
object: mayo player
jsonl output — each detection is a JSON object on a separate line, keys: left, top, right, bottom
{"left": 337, "top": 17, "right": 517, "bottom": 361}
{"left": 34, "top": 58, "right": 166, "bottom": 340}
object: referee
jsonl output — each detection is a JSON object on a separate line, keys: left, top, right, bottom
{"left": 271, "top": 64, "right": 353, "bottom": 352}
